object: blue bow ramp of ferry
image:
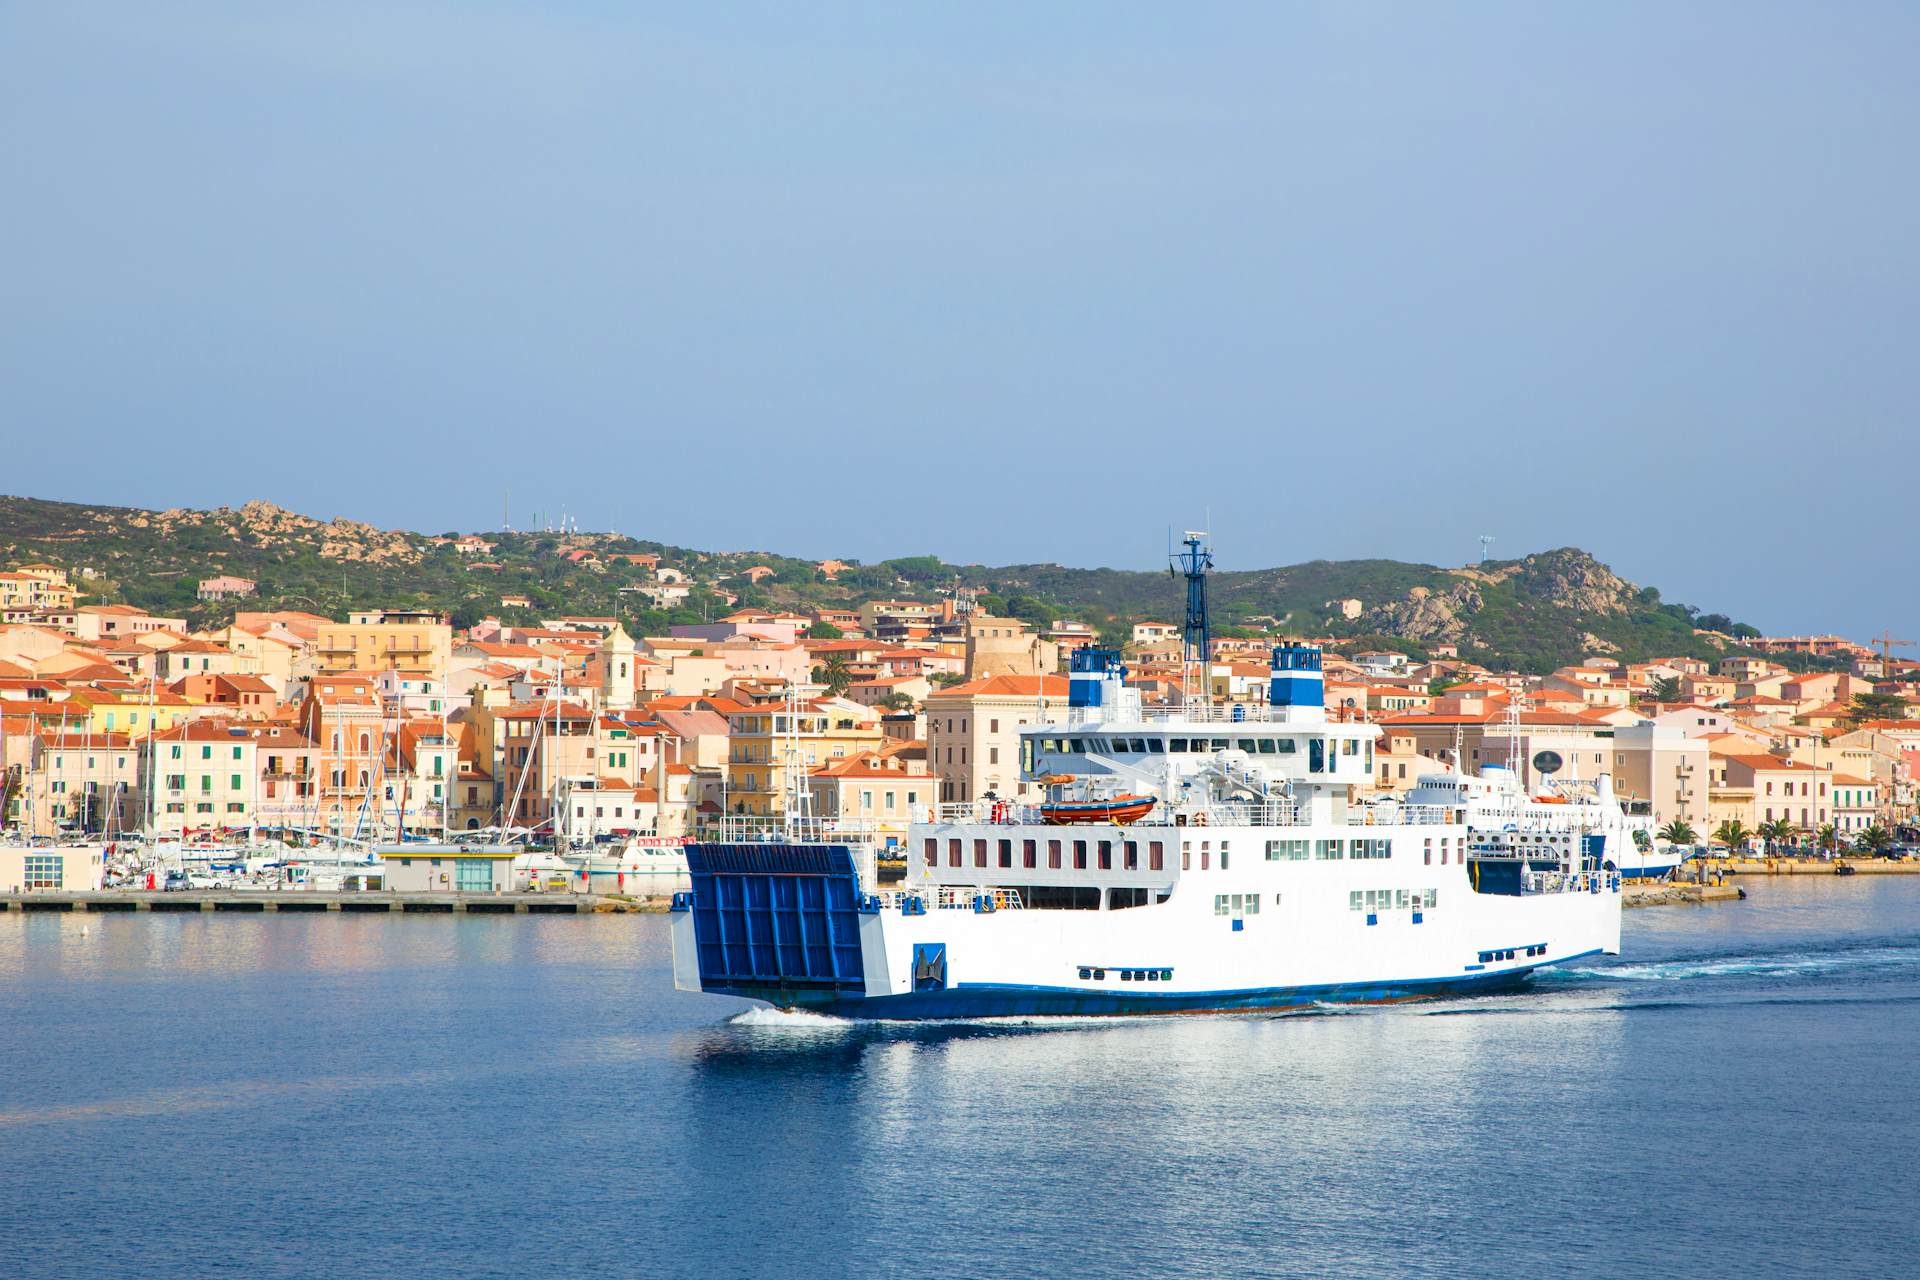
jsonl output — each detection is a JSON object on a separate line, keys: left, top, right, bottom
{"left": 683, "top": 843, "right": 868, "bottom": 998}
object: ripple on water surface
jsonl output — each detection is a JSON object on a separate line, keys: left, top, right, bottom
{"left": 0, "top": 877, "right": 1915, "bottom": 1280}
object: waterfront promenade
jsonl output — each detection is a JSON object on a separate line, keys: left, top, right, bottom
{"left": 0, "top": 890, "right": 665, "bottom": 914}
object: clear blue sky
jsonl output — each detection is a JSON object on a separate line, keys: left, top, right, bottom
{"left": 4, "top": 4, "right": 1915, "bottom": 642}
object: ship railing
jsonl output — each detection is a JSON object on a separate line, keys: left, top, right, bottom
{"left": 872, "top": 885, "right": 1024, "bottom": 911}
{"left": 920, "top": 800, "right": 1458, "bottom": 830}
{"left": 1519, "top": 869, "right": 1610, "bottom": 896}
{"left": 1193, "top": 799, "right": 1301, "bottom": 827}
{"left": 931, "top": 801, "right": 1048, "bottom": 824}
{"left": 706, "top": 815, "right": 889, "bottom": 845}
{"left": 1133, "top": 703, "right": 1279, "bottom": 724}
{"left": 1367, "top": 805, "right": 1453, "bottom": 827}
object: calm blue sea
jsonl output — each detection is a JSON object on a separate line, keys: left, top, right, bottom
{"left": 3, "top": 878, "right": 1917, "bottom": 1280}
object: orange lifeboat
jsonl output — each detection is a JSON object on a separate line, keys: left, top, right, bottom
{"left": 1040, "top": 795, "right": 1157, "bottom": 826}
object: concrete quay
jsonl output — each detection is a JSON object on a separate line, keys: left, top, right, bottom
{"left": 0, "top": 890, "right": 671, "bottom": 914}
{"left": 1721, "top": 857, "right": 1920, "bottom": 876}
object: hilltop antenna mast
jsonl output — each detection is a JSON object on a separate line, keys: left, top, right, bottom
{"left": 1172, "top": 531, "right": 1213, "bottom": 708}
{"left": 1479, "top": 535, "right": 1495, "bottom": 565}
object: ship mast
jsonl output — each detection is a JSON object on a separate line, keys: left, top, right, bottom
{"left": 1173, "top": 531, "right": 1212, "bottom": 711}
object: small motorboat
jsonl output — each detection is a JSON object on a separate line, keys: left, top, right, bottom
{"left": 1040, "top": 794, "right": 1157, "bottom": 826}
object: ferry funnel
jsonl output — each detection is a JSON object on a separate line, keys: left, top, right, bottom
{"left": 1069, "top": 647, "right": 1126, "bottom": 710}
{"left": 1268, "top": 644, "right": 1324, "bottom": 711}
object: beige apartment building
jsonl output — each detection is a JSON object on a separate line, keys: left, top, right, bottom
{"left": 807, "top": 753, "right": 934, "bottom": 844}
{"left": 72, "top": 605, "right": 186, "bottom": 643}
{"left": 1608, "top": 723, "right": 1710, "bottom": 829}
{"left": 1712, "top": 753, "right": 1834, "bottom": 832}
{"left": 19, "top": 730, "right": 141, "bottom": 837}
{"left": 316, "top": 609, "right": 452, "bottom": 679}
{"left": 724, "top": 698, "right": 886, "bottom": 816}
{"left": 140, "top": 721, "right": 261, "bottom": 837}
{"left": 924, "top": 674, "right": 1070, "bottom": 804}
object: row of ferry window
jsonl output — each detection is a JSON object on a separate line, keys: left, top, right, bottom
{"left": 929, "top": 837, "right": 1169, "bottom": 872}
{"left": 1036, "top": 736, "right": 1366, "bottom": 768}
{"left": 1214, "top": 893, "right": 1264, "bottom": 916}
{"left": 1263, "top": 838, "right": 1393, "bottom": 861}
{"left": 1078, "top": 967, "right": 1174, "bottom": 982}
{"left": 1349, "top": 888, "right": 1439, "bottom": 912}
{"left": 930, "top": 836, "right": 1265, "bottom": 873}
{"left": 1479, "top": 945, "right": 1546, "bottom": 963}
{"left": 1052, "top": 736, "right": 1305, "bottom": 756}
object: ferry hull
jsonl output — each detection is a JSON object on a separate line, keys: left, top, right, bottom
{"left": 672, "top": 837, "right": 1621, "bottom": 1023}
{"left": 707, "top": 959, "right": 1596, "bottom": 1020}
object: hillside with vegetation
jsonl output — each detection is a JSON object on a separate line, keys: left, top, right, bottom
{"left": 1, "top": 493, "right": 1772, "bottom": 673}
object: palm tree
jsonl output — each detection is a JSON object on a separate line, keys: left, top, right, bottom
{"left": 1712, "top": 819, "right": 1752, "bottom": 854}
{"left": 1758, "top": 818, "right": 1796, "bottom": 855}
{"left": 812, "top": 653, "right": 854, "bottom": 696}
{"left": 1816, "top": 823, "right": 1839, "bottom": 854}
{"left": 1657, "top": 819, "right": 1697, "bottom": 845}
{"left": 1856, "top": 824, "right": 1894, "bottom": 855}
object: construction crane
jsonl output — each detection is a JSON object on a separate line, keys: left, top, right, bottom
{"left": 1871, "top": 629, "right": 1913, "bottom": 677}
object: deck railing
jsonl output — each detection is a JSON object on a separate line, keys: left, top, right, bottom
{"left": 873, "top": 886, "right": 1024, "bottom": 911}
{"left": 705, "top": 815, "right": 892, "bottom": 844}
{"left": 922, "top": 799, "right": 1455, "bottom": 830}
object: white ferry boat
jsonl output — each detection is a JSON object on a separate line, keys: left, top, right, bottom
{"left": 672, "top": 637, "right": 1623, "bottom": 1019}
{"left": 1402, "top": 764, "right": 1686, "bottom": 879}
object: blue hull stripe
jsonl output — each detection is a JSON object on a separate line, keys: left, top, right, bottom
{"left": 712, "top": 949, "right": 1606, "bottom": 1020}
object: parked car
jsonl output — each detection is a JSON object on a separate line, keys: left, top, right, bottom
{"left": 162, "top": 870, "right": 191, "bottom": 892}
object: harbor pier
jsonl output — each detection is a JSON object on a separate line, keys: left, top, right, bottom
{"left": 0, "top": 891, "right": 670, "bottom": 914}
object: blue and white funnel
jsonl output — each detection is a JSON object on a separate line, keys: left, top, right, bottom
{"left": 1069, "top": 647, "right": 1126, "bottom": 710}
{"left": 1268, "top": 644, "right": 1325, "bottom": 714}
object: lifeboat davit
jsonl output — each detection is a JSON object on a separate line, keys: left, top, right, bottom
{"left": 1040, "top": 795, "right": 1157, "bottom": 826}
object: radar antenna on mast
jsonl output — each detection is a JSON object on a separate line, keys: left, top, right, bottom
{"left": 1172, "top": 531, "right": 1213, "bottom": 707}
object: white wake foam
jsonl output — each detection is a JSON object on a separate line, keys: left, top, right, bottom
{"left": 726, "top": 1006, "right": 854, "bottom": 1029}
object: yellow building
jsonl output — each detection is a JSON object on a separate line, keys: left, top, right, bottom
{"left": 316, "top": 609, "right": 452, "bottom": 679}
{"left": 807, "top": 753, "right": 934, "bottom": 843}
{"left": 725, "top": 697, "right": 886, "bottom": 816}
{"left": 0, "top": 568, "right": 78, "bottom": 613}
{"left": 65, "top": 687, "right": 197, "bottom": 739}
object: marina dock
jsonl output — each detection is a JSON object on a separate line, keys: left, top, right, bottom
{"left": 0, "top": 891, "right": 669, "bottom": 914}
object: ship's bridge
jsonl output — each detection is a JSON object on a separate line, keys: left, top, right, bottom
{"left": 1022, "top": 643, "right": 1378, "bottom": 797}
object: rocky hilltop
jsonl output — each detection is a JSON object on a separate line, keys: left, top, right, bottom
{"left": 0, "top": 493, "right": 1742, "bottom": 672}
{"left": 127, "top": 501, "right": 420, "bottom": 564}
